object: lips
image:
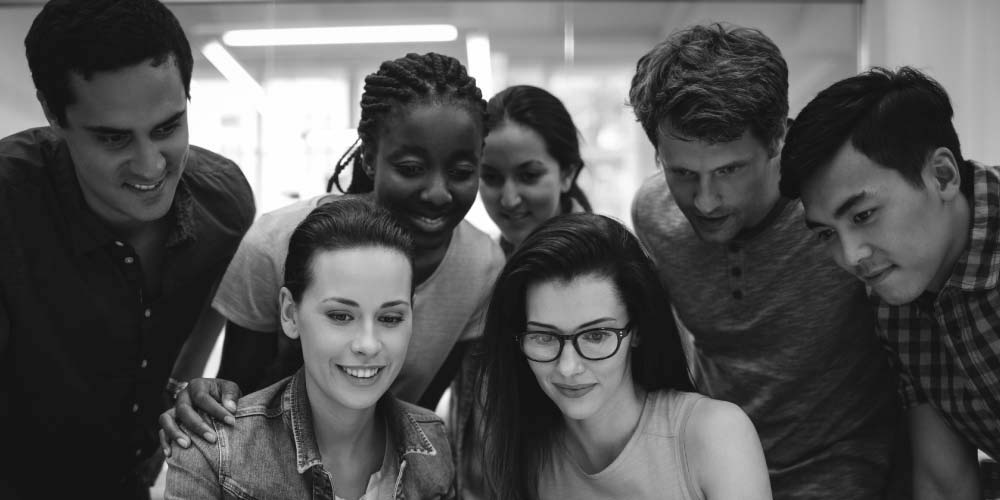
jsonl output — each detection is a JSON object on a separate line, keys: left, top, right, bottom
{"left": 407, "top": 212, "right": 451, "bottom": 234}
{"left": 338, "top": 365, "right": 385, "bottom": 386}
{"left": 553, "top": 382, "right": 597, "bottom": 399}
{"left": 860, "top": 265, "right": 895, "bottom": 286}
{"left": 123, "top": 178, "right": 165, "bottom": 193}
{"left": 500, "top": 210, "right": 530, "bottom": 222}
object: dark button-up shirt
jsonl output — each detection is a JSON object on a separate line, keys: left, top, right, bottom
{"left": 877, "top": 160, "right": 1000, "bottom": 459}
{"left": 0, "top": 127, "right": 254, "bottom": 496}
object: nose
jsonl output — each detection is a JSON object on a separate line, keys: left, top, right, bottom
{"left": 132, "top": 137, "right": 166, "bottom": 179}
{"left": 350, "top": 321, "right": 381, "bottom": 357}
{"left": 693, "top": 176, "right": 721, "bottom": 214}
{"left": 838, "top": 231, "right": 873, "bottom": 269}
{"left": 420, "top": 172, "right": 453, "bottom": 206}
{"left": 499, "top": 180, "right": 521, "bottom": 209}
{"left": 556, "top": 340, "right": 584, "bottom": 378}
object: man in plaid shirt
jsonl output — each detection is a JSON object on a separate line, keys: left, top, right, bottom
{"left": 780, "top": 66, "right": 999, "bottom": 499}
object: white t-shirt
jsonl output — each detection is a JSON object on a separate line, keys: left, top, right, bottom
{"left": 212, "top": 194, "right": 506, "bottom": 403}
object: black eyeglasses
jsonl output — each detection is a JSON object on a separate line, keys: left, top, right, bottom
{"left": 515, "top": 322, "right": 633, "bottom": 362}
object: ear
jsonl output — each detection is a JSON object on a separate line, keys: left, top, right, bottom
{"left": 278, "top": 287, "right": 300, "bottom": 340}
{"left": 924, "top": 147, "right": 961, "bottom": 202}
{"left": 37, "top": 91, "right": 62, "bottom": 131}
{"left": 560, "top": 163, "right": 581, "bottom": 193}
{"left": 362, "top": 150, "right": 376, "bottom": 179}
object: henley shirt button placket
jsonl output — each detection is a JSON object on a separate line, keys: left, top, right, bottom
{"left": 124, "top": 256, "right": 135, "bottom": 265}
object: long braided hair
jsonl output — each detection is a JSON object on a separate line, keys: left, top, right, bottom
{"left": 328, "top": 52, "right": 488, "bottom": 194}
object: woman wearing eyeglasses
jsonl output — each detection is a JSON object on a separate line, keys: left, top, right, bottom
{"left": 477, "top": 213, "right": 771, "bottom": 500}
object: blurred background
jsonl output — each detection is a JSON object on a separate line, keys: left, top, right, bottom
{"left": 5, "top": 0, "right": 996, "bottom": 236}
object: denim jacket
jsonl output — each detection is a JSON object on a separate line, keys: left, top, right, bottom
{"left": 166, "top": 369, "right": 456, "bottom": 499}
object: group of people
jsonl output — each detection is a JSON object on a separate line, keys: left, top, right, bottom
{"left": 1, "top": 1, "right": 997, "bottom": 499}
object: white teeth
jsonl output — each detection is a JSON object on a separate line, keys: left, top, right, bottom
{"left": 126, "top": 181, "right": 160, "bottom": 191}
{"left": 343, "top": 367, "right": 381, "bottom": 379}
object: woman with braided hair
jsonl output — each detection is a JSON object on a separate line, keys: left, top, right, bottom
{"left": 158, "top": 53, "right": 505, "bottom": 479}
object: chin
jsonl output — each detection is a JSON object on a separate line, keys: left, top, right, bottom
{"left": 872, "top": 277, "right": 926, "bottom": 306}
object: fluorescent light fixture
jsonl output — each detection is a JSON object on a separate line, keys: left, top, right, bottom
{"left": 201, "top": 41, "right": 266, "bottom": 113}
{"left": 222, "top": 24, "right": 458, "bottom": 47}
{"left": 465, "top": 32, "right": 493, "bottom": 99}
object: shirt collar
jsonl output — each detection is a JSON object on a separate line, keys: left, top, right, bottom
{"left": 49, "top": 138, "right": 198, "bottom": 255}
{"left": 286, "top": 369, "right": 439, "bottom": 475}
{"left": 946, "top": 161, "right": 1000, "bottom": 291}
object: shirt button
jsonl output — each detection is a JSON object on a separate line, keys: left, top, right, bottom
{"left": 124, "top": 256, "right": 135, "bottom": 264}
{"left": 114, "top": 241, "right": 124, "bottom": 247}
{"left": 135, "top": 448, "right": 143, "bottom": 457}
{"left": 140, "top": 359, "right": 148, "bottom": 368}
{"left": 131, "top": 403, "right": 140, "bottom": 413}
{"left": 732, "top": 289, "right": 744, "bottom": 299}
{"left": 144, "top": 308, "right": 151, "bottom": 318}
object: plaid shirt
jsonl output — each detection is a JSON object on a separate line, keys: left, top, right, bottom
{"left": 877, "top": 160, "right": 1000, "bottom": 459}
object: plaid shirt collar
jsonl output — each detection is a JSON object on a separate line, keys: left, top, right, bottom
{"left": 947, "top": 161, "right": 1000, "bottom": 292}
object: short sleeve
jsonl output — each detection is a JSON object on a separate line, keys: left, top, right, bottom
{"left": 212, "top": 224, "right": 283, "bottom": 333}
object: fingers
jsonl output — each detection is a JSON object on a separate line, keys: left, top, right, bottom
{"left": 176, "top": 386, "right": 219, "bottom": 444}
{"left": 158, "top": 408, "right": 189, "bottom": 453}
{"left": 218, "top": 380, "right": 242, "bottom": 415}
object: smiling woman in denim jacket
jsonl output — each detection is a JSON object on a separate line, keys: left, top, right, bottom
{"left": 165, "top": 197, "right": 455, "bottom": 499}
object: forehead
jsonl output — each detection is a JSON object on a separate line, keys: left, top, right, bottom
{"left": 655, "top": 122, "right": 767, "bottom": 170}
{"left": 801, "top": 142, "right": 911, "bottom": 218}
{"left": 376, "top": 103, "right": 482, "bottom": 151}
{"left": 64, "top": 58, "right": 186, "bottom": 129}
{"left": 525, "top": 274, "right": 626, "bottom": 325}
{"left": 483, "top": 121, "right": 552, "bottom": 161}
{"left": 306, "top": 246, "right": 412, "bottom": 297}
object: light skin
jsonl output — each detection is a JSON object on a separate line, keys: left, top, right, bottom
{"left": 160, "top": 101, "right": 484, "bottom": 447}
{"left": 278, "top": 246, "right": 413, "bottom": 500}
{"left": 801, "top": 142, "right": 970, "bottom": 305}
{"left": 525, "top": 275, "right": 771, "bottom": 499}
{"left": 656, "top": 122, "right": 782, "bottom": 244}
{"left": 480, "top": 120, "right": 576, "bottom": 246}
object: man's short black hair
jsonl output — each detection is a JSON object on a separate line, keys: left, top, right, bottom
{"left": 25, "top": 0, "right": 194, "bottom": 127}
{"left": 780, "top": 66, "right": 967, "bottom": 199}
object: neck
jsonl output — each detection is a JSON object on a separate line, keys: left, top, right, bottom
{"left": 305, "top": 379, "right": 382, "bottom": 462}
{"left": 412, "top": 234, "right": 451, "bottom": 285}
{"left": 928, "top": 191, "right": 973, "bottom": 292}
{"left": 561, "top": 384, "right": 646, "bottom": 473}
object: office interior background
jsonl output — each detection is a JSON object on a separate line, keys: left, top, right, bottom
{"left": 0, "top": 0, "right": 997, "bottom": 495}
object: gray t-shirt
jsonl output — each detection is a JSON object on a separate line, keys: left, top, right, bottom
{"left": 632, "top": 174, "right": 902, "bottom": 500}
{"left": 213, "top": 194, "right": 506, "bottom": 403}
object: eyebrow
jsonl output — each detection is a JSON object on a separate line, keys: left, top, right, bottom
{"left": 804, "top": 191, "right": 870, "bottom": 230}
{"left": 83, "top": 110, "right": 186, "bottom": 135}
{"left": 321, "top": 297, "right": 410, "bottom": 308}
{"left": 526, "top": 317, "right": 618, "bottom": 331}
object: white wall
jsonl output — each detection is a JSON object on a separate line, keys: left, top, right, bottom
{"left": 862, "top": 0, "right": 1000, "bottom": 164}
{"left": 0, "top": 7, "right": 46, "bottom": 135}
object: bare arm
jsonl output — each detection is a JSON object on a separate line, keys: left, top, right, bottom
{"left": 216, "top": 320, "right": 279, "bottom": 391}
{"left": 171, "top": 302, "right": 226, "bottom": 382}
{"left": 911, "top": 404, "right": 980, "bottom": 500}
{"left": 686, "top": 399, "right": 772, "bottom": 500}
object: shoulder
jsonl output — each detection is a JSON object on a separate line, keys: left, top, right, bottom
{"left": 182, "top": 145, "right": 255, "bottom": 232}
{"left": 242, "top": 197, "right": 319, "bottom": 253}
{"left": 684, "top": 397, "right": 755, "bottom": 444}
{"left": 394, "top": 397, "right": 447, "bottom": 427}
{"left": 0, "top": 128, "right": 60, "bottom": 189}
{"left": 449, "top": 220, "right": 506, "bottom": 273}
{"left": 631, "top": 173, "right": 687, "bottom": 241}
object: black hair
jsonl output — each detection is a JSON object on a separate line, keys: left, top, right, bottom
{"left": 485, "top": 85, "right": 592, "bottom": 213}
{"left": 629, "top": 23, "right": 788, "bottom": 156}
{"left": 780, "top": 66, "right": 968, "bottom": 199}
{"left": 478, "top": 213, "right": 694, "bottom": 500}
{"left": 25, "top": 0, "right": 193, "bottom": 127}
{"left": 328, "top": 52, "right": 488, "bottom": 194}
{"left": 283, "top": 197, "right": 414, "bottom": 302}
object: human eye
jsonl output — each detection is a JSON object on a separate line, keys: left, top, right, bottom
{"left": 814, "top": 228, "right": 836, "bottom": 243}
{"left": 715, "top": 164, "right": 744, "bottom": 176}
{"left": 449, "top": 163, "right": 477, "bottom": 181}
{"left": 525, "top": 332, "right": 557, "bottom": 345}
{"left": 852, "top": 208, "right": 876, "bottom": 225}
{"left": 394, "top": 162, "right": 424, "bottom": 177}
{"left": 378, "top": 312, "right": 407, "bottom": 327}
{"left": 96, "top": 133, "right": 130, "bottom": 149}
{"left": 667, "top": 167, "right": 694, "bottom": 179}
{"left": 480, "top": 169, "right": 503, "bottom": 187}
{"left": 326, "top": 311, "right": 353, "bottom": 323}
{"left": 152, "top": 121, "right": 181, "bottom": 139}
{"left": 516, "top": 170, "right": 544, "bottom": 184}
{"left": 579, "top": 330, "right": 614, "bottom": 344}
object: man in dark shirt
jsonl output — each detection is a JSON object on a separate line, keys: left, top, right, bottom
{"left": 0, "top": 0, "right": 255, "bottom": 497}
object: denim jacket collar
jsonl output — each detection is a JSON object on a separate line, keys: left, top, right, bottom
{"left": 285, "top": 370, "right": 440, "bottom": 476}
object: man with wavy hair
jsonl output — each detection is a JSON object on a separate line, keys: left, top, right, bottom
{"left": 629, "top": 23, "right": 904, "bottom": 499}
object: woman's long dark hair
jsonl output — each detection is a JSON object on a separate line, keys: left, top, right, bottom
{"left": 478, "top": 213, "right": 694, "bottom": 500}
{"left": 327, "top": 52, "right": 488, "bottom": 194}
{"left": 485, "top": 85, "right": 591, "bottom": 213}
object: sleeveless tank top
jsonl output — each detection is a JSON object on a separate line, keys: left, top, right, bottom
{"left": 537, "top": 390, "right": 707, "bottom": 500}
